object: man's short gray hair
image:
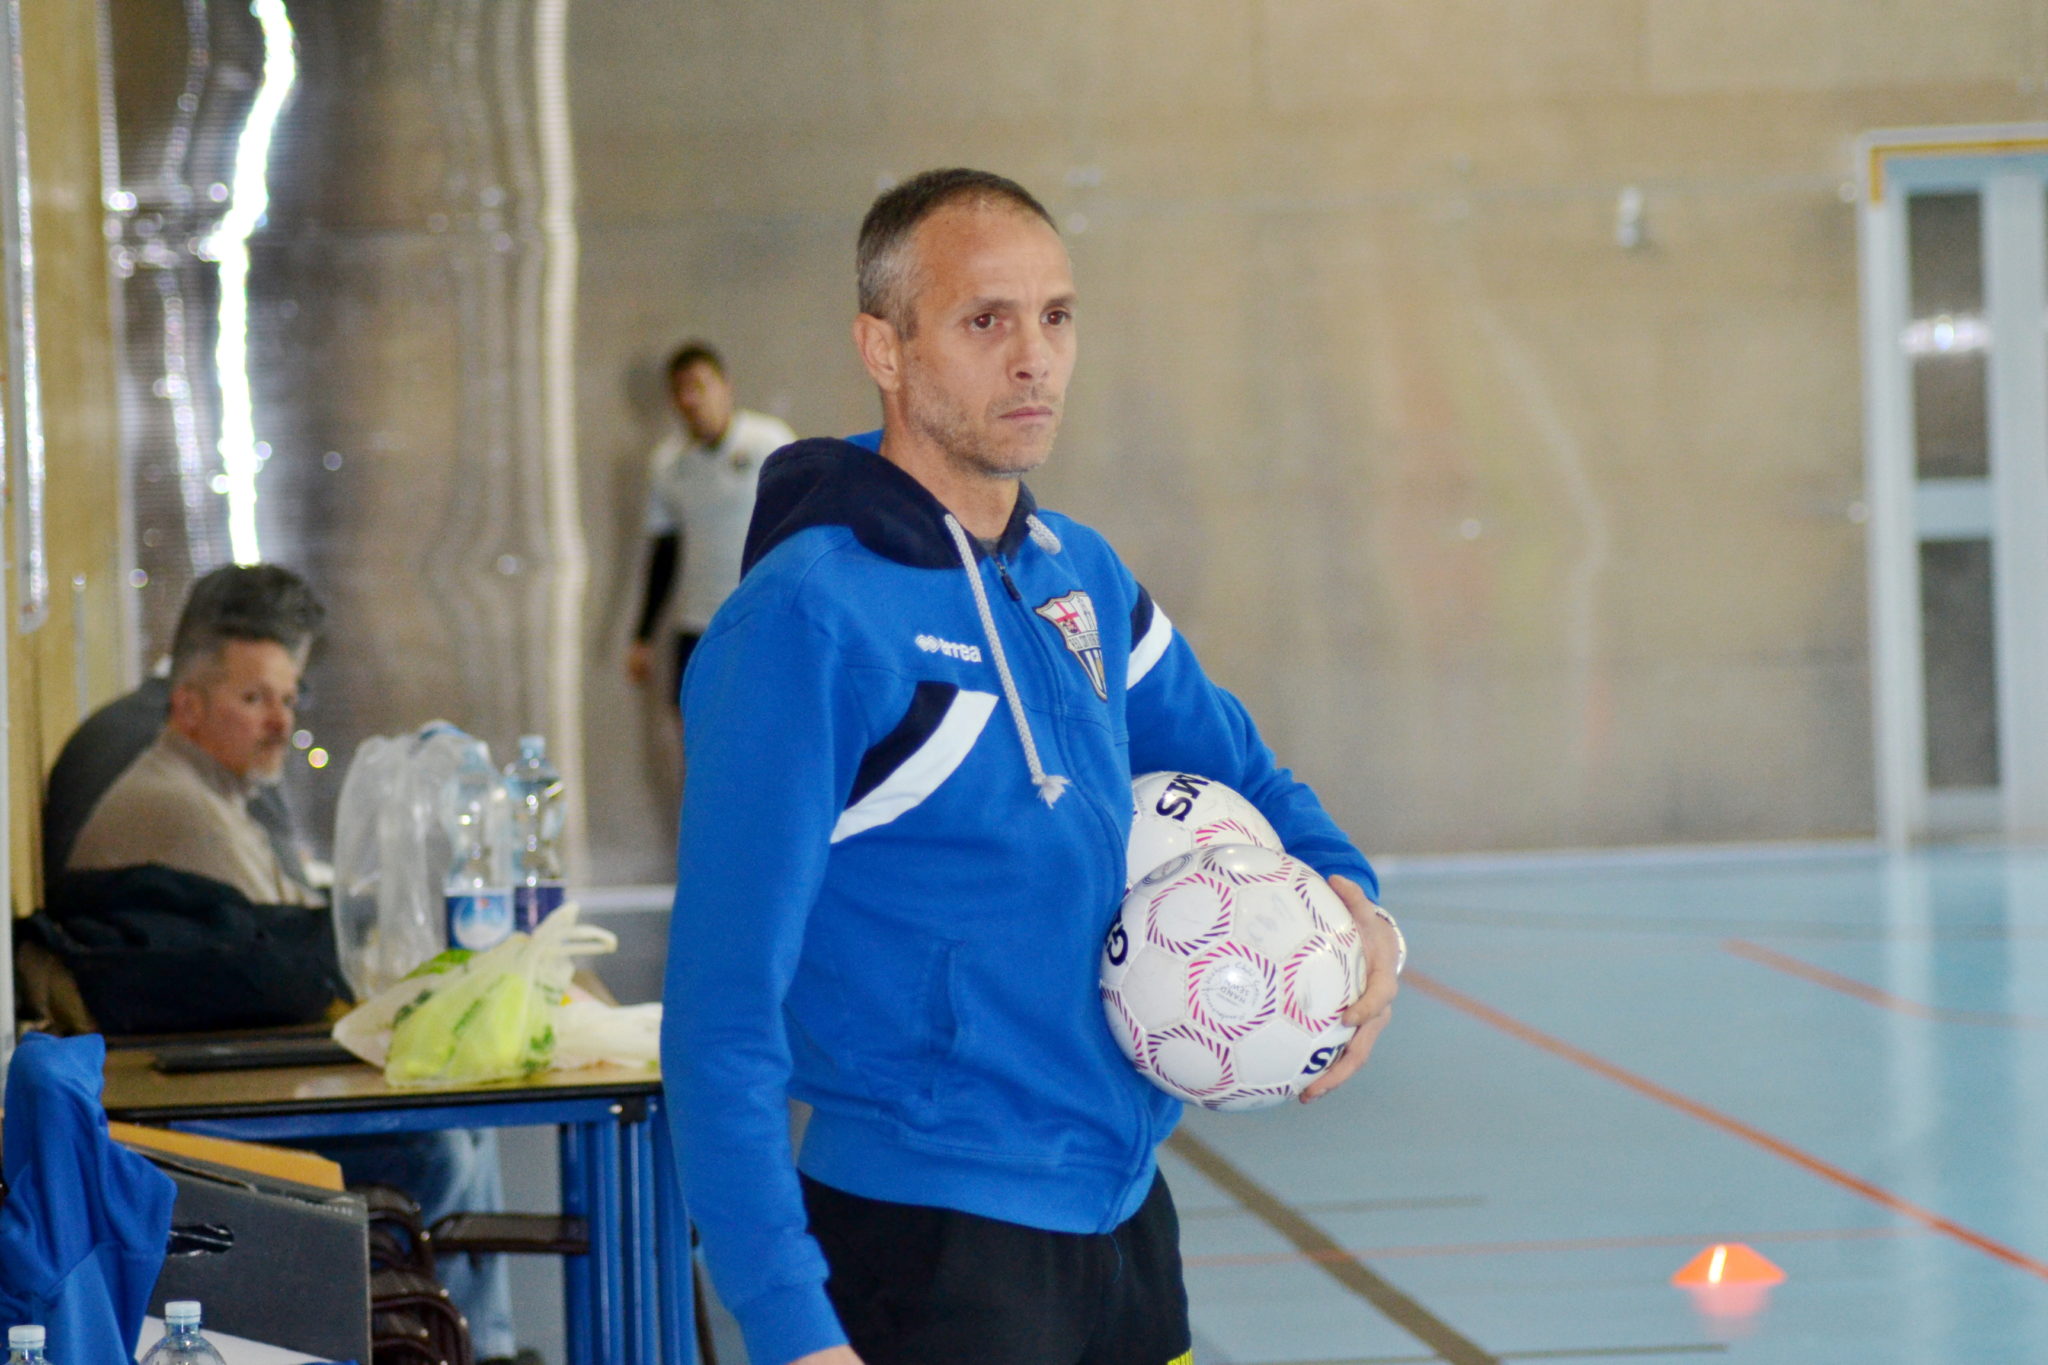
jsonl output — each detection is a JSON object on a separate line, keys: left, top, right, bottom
{"left": 857, "top": 168, "right": 1057, "bottom": 331}
{"left": 168, "top": 563, "right": 325, "bottom": 686}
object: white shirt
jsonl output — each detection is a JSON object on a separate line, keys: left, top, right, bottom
{"left": 644, "top": 408, "right": 796, "bottom": 631}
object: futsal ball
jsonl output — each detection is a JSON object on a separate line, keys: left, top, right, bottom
{"left": 1101, "top": 843, "right": 1363, "bottom": 1112}
{"left": 1126, "top": 771, "right": 1284, "bottom": 890}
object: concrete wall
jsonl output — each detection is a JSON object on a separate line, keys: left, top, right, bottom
{"left": 570, "top": 1, "right": 2048, "bottom": 868}
{"left": 84, "top": 3, "right": 2048, "bottom": 884}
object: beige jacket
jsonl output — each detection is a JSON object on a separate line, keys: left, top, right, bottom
{"left": 67, "top": 730, "right": 319, "bottom": 906}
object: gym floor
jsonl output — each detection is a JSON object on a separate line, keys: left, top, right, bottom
{"left": 521, "top": 846, "right": 2048, "bottom": 1361}
{"left": 1169, "top": 843, "right": 2048, "bottom": 1364}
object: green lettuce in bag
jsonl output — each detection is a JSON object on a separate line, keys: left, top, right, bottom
{"left": 386, "top": 936, "right": 554, "bottom": 1084}
{"left": 333, "top": 904, "right": 618, "bottom": 1087}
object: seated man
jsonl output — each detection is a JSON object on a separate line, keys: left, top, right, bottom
{"left": 34, "top": 564, "right": 521, "bottom": 1364}
{"left": 20, "top": 566, "right": 323, "bottom": 1034}
{"left": 64, "top": 564, "right": 320, "bottom": 904}
{"left": 44, "top": 565, "right": 310, "bottom": 893}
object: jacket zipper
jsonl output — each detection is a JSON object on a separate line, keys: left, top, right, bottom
{"left": 992, "top": 550, "right": 1155, "bottom": 1214}
{"left": 993, "top": 557, "right": 1023, "bottom": 602}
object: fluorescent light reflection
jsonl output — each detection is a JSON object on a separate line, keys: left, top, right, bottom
{"left": 205, "top": 0, "right": 296, "bottom": 565}
{"left": 1901, "top": 312, "right": 1989, "bottom": 356}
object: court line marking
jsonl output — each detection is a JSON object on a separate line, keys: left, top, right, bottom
{"left": 1501, "top": 1349, "right": 1725, "bottom": 1361}
{"left": 1723, "top": 938, "right": 2048, "bottom": 1027}
{"left": 1404, "top": 904, "right": 2048, "bottom": 941}
{"left": 1183, "top": 1223, "right": 1921, "bottom": 1270}
{"left": 1242, "top": 1346, "right": 1725, "bottom": 1364}
{"left": 1180, "top": 1194, "right": 1486, "bottom": 1220}
{"left": 1405, "top": 970, "right": 2048, "bottom": 1283}
{"left": 1498, "top": 1348, "right": 1727, "bottom": 1361}
{"left": 1167, "top": 1128, "right": 1503, "bottom": 1365}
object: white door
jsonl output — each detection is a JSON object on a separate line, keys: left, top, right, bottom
{"left": 1862, "top": 127, "right": 2048, "bottom": 843}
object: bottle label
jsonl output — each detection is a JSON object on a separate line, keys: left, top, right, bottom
{"left": 447, "top": 890, "right": 514, "bottom": 950}
{"left": 514, "top": 881, "right": 567, "bottom": 933}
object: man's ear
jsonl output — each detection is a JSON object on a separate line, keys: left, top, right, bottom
{"left": 853, "top": 312, "right": 903, "bottom": 395}
{"left": 167, "top": 681, "right": 203, "bottom": 735}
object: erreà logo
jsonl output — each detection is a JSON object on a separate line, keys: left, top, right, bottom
{"left": 915, "top": 634, "right": 983, "bottom": 664}
{"left": 1033, "top": 590, "right": 1107, "bottom": 700}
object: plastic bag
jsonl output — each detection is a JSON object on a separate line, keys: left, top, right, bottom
{"left": 553, "top": 1001, "right": 661, "bottom": 1072}
{"left": 332, "top": 723, "right": 499, "bottom": 998}
{"left": 331, "top": 904, "right": 618, "bottom": 1087}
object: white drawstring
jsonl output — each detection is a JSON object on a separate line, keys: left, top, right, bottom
{"left": 944, "top": 514, "right": 1069, "bottom": 808}
{"left": 1025, "top": 514, "right": 1062, "bottom": 554}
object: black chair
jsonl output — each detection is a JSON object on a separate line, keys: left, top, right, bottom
{"left": 371, "top": 1267, "right": 472, "bottom": 1365}
{"left": 360, "top": 1182, "right": 712, "bottom": 1365}
{"left": 371, "top": 1303, "right": 457, "bottom": 1365}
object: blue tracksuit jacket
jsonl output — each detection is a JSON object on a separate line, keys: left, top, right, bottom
{"left": 659, "top": 437, "right": 1378, "bottom": 1365}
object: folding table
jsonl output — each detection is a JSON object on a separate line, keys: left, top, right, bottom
{"left": 100, "top": 1048, "right": 692, "bottom": 1365}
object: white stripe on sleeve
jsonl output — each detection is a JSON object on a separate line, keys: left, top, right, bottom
{"left": 1127, "top": 604, "right": 1174, "bottom": 689}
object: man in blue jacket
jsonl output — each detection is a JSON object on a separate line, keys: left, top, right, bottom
{"left": 661, "top": 168, "right": 1403, "bottom": 1365}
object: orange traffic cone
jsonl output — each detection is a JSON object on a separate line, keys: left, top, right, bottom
{"left": 1672, "top": 1243, "right": 1784, "bottom": 1330}
{"left": 1671, "top": 1243, "right": 1785, "bottom": 1289}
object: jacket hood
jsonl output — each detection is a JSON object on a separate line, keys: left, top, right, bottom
{"left": 741, "top": 437, "right": 1039, "bottom": 574}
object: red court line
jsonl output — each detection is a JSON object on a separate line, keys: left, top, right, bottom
{"left": 1404, "top": 969, "right": 2048, "bottom": 1283}
{"left": 1723, "top": 938, "right": 2048, "bottom": 1027}
{"left": 1183, "top": 1224, "right": 1920, "bottom": 1270}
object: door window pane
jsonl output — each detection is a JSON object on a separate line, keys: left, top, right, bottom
{"left": 1919, "top": 538, "right": 2000, "bottom": 789}
{"left": 1906, "top": 192, "right": 1989, "bottom": 479}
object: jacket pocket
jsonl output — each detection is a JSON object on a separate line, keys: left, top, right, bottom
{"left": 912, "top": 939, "right": 966, "bottom": 1119}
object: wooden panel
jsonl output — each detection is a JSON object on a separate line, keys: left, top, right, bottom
{"left": 109, "top": 1120, "right": 347, "bottom": 1192}
{"left": 9, "top": 0, "right": 124, "bottom": 915}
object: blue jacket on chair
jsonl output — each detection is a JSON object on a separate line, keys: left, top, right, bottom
{"left": 0, "top": 1033, "right": 177, "bottom": 1363}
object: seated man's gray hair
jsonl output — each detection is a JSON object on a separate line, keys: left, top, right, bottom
{"left": 168, "top": 563, "right": 325, "bottom": 685}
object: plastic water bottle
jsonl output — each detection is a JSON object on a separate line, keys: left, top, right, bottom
{"left": 443, "top": 742, "right": 513, "bottom": 951}
{"left": 138, "top": 1303, "right": 226, "bottom": 1365}
{"left": 6, "top": 1325, "right": 48, "bottom": 1365}
{"left": 504, "top": 734, "right": 567, "bottom": 932}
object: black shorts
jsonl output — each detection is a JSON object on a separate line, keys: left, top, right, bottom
{"left": 670, "top": 631, "right": 703, "bottom": 710}
{"left": 802, "top": 1171, "right": 1193, "bottom": 1365}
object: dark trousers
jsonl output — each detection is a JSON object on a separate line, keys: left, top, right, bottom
{"left": 803, "top": 1172, "right": 1193, "bottom": 1365}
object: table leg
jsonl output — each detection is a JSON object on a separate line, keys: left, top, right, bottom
{"left": 650, "top": 1101, "right": 695, "bottom": 1365}
{"left": 622, "top": 1109, "right": 657, "bottom": 1363}
{"left": 589, "top": 1111, "right": 626, "bottom": 1364}
{"left": 560, "top": 1121, "right": 595, "bottom": 1365}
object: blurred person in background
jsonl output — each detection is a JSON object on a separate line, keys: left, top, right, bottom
{"left": 626, "top": 341, "right": 797, "bottom": 707}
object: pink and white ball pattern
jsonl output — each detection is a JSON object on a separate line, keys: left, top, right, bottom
{"left": 1101, "top": 843, "right": 1363, "bottom": 1112}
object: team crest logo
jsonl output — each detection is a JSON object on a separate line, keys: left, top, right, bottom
{"left": 1034, "top": 591, "right": 1107, "bottom": 700}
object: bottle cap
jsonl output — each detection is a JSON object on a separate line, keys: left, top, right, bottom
{"left": 519, "top": 734, "right": 545, "bottom": 755}
{"left": 165, "top": 1301, "right": 202, "bottom": 1326}
{"left": 7, "top": 1327, "right": 43, "bottom": 1350}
